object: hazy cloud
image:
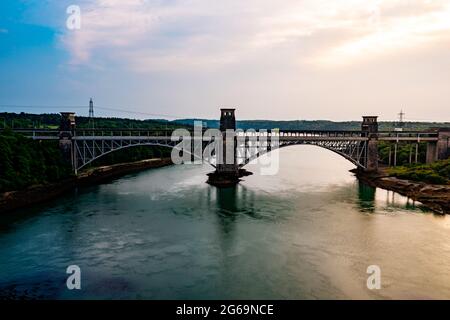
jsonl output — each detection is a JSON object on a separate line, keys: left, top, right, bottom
{"left": 57, "top": 0, "right": 450, "bottom": 120}
{"left": 62, "top": 0, "right": 450, "bottom": 70}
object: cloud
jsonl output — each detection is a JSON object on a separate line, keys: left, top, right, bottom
{"left": 315, "top": 0, "right": 450, "bottom": 65}
{"left": 61, "top": 0, "right": 450, "bottom": 71}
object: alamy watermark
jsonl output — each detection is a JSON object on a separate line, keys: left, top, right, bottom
{"left": 366, "top": 265, "right": 381, "bottom": 290}
{"left": 66, "top": 265, "right": 81, "bottom": 290}
{"left": 66, "top": 5, "right": 81, "bottom": 30}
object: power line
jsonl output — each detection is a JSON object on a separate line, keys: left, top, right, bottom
{"left": 0, "top": 104, "right": 193, "bottom": 119}
{"left": 94, "top": 106, "right": 190, "bottom": 119}
{"left": 0, "top": 104, "right": 84, "bottom": 109}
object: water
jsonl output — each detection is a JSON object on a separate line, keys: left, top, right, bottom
{"left": 1, "top": 145, "right": 450, "bottom": 299}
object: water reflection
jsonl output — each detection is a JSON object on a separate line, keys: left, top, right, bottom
{"left": 377, "top": 189, "right": 422, "bottom": 211}
{"left": 215, "top": 187, "right": 240, "bottom": 216}
{"left": 213, "top": 187, "right": 239, "bottom": 241}
{"left": 355, "top": 180, "right": 429, "bottom": 214}
{"left": 211, "top": 185, "right": 259, "bottom": 238}
{"left": 357, "top": 181, "right": 376, "bottom": 213}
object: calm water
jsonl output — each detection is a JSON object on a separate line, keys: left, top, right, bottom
{"left": 1, "top": 145, "right": 450, "bottom": 299}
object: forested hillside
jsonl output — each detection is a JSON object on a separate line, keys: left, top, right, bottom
{"left": 0, "top": 129, "right": 72, "bottom": 192}
{"left": 0, "top": 112, "right": 186, "bottom": 130}
{"left": 2, "top": 112, "right": 449, "bottom": 131}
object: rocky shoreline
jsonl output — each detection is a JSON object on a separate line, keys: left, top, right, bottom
{"left": 0, "top": 158, "right": 173, "bottom": 213}
{"left": 353, "top": 168, "right": 450, "bottom": 214}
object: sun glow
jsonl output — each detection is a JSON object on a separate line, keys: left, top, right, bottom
{"left": 315, "top": 2, "right": 450, "bottom": 66}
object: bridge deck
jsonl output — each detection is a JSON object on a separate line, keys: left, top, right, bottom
{"left": 3, "top": 128, "right": 440, "bottom": 142}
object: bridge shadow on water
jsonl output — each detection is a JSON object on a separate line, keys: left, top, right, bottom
{"left": 207, "top": 186, "right": 253, "bottom": 236}
{"left": 207, "top": 184, "right": 284, "bottom": 223}
{"left": 206, "top": 184, "right": 280, "bottom": 249}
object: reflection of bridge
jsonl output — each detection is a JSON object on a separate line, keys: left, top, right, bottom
{"left": 7, "top": 109, "right": 450, "bottom": 182}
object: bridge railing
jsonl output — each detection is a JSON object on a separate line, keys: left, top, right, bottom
{"left": 3, "top": 127, "right": 441, "bottom": 140}
{"left": 378, "top": 131, "right": 439, "bottom": 141}
{"left": 0, "top": 128, "right": 60, "bottom": 139}
{"left": 274, "top": 130, "right": 364, "bottom": 137}
{"left": 378, "top": 130, "right": 438, "bottom": 136}
{"left": 74, "top": 128, "right": 177, "bottom": 137}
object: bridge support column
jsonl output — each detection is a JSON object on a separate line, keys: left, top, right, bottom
{"left": 59, "top": 112, "right": 76, "bottom": 173}
{"left": 366, "top": 139, "right": 379, "bottom": 171}
{"left": 362, "top": 116, "right": 379, "bottom": 172}
{"left": 207, "top": 109, "right": 251, "bottom": 186}
{"left": 415, "top": 143, "right": 419, "bottom": 163}
{"left": 426, "top": 142, "right": 437, "bottom": 164}
{"left": 426, "top": 129, "right": 450, "bottom": 164}
{"left": 437, "top": 129, "right": 450, "bottom": 160}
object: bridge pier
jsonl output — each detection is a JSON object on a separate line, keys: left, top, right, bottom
{"left": 59, "top": 112, "right": 76, "bottom": 174}
{"left": 361, "top": 116, "right": 379, "bottom": 172}
{"left": 426, "top": 141, "right": 437, "bottom": 164}
{"left": 437, "top": 129, "right": 450, "bottom": 160}
{"left": 427, "top": 129, "right": 450, "bottom": 163}
{"left": 207, "top": 109, "right": 251, "bottom": 186}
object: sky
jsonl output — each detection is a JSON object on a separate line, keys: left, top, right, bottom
{"left": 0, "top": 0, "right": 449, "bottom": 121}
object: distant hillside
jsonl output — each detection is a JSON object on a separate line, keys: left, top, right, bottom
{"left": 0, "top": 112, "right": 189, "bottom": 130}
{"left": 1, "top": 112, "right": 449, "bottom": 131}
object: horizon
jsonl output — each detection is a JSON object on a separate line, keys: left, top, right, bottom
{"left": 2, "top": 109, "right": 450, "bottom": 124}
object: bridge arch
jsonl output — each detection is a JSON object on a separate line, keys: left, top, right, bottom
{"left": 74, "top": 141, "right": 217, "bottom": 172}
{"left": 239, "top": 141, "right": 367, "bottom": 170}
{"left": 74, "top": 137, "right": 368, "bottom": 173}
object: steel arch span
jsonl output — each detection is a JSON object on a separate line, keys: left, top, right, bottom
{"left": 73, "top": 138, "right": 217, "bottom": 173}
{"left": 72, "top": 134, "right": 369, "bottom": 174}
{"left": 238, "top": 139, "right": 368, "bottom": 170}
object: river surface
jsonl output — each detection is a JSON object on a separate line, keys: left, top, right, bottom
{"left": 1, "top": 145, "right": 450, "bottom": 299}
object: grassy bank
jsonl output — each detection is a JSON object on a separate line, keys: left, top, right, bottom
{"left": 387, "top": 159, "right": 450, "bottom": 185}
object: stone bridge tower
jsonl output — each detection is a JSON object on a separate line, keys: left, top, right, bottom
{"left": 437, "top": 129, "right": 450, "bottom": 160}
{"left": 59, "top": 112, "right": 76, "bottom": 171}
{"left": 207, "top": 108, "right": 247, "bottom": 186}
{"left": 361, "top": 116, "right": 379, "bottom": 172}
{"left": 217, "top": 108, "right": 238, "bottom": 175}
{"left": 427, "top": 128, "right": 450, "bottom": 163}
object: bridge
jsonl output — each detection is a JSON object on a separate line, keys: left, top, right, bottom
{"left": 6, "top": 109, "right": 450, "bottom": 185}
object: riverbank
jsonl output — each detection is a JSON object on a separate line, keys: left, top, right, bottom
{"left": 0, "top": 158, "right": 173, "bottom": 213}
{"left": 353, "top": 168, "right": 450, "bottom": 214}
